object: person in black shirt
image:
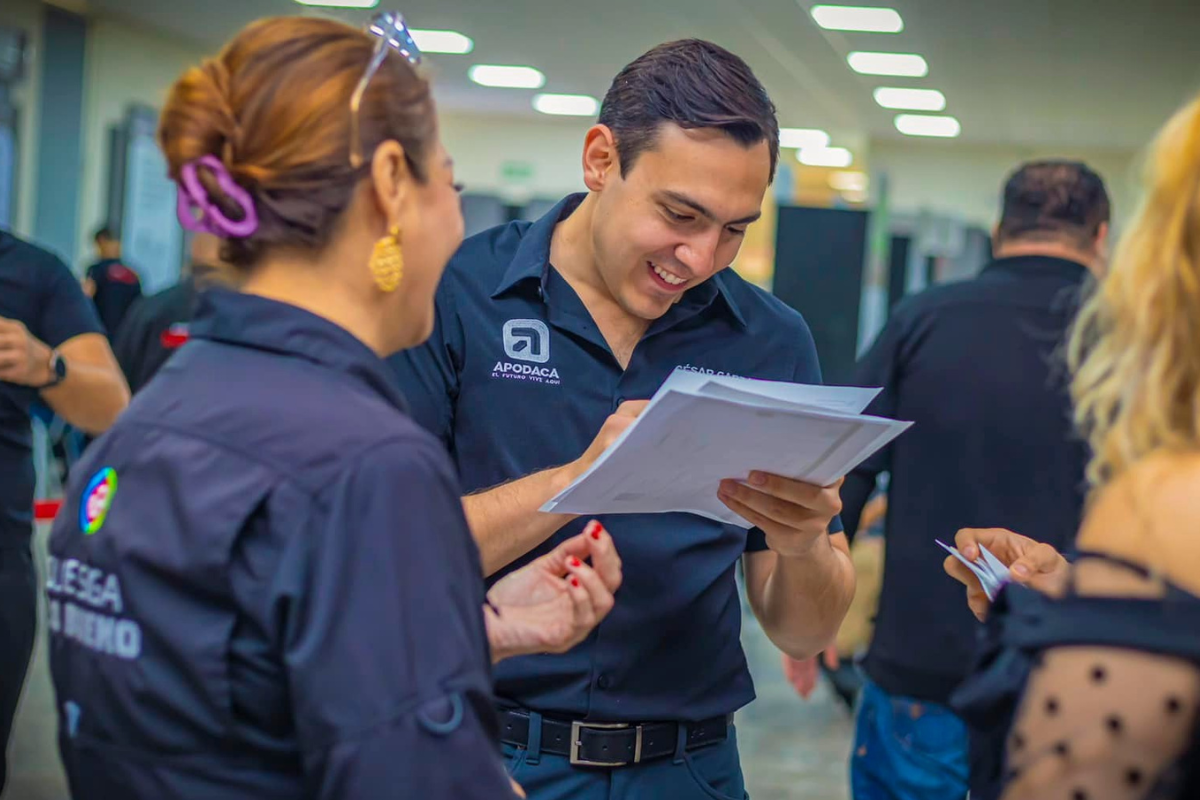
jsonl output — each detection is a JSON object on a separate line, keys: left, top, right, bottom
{"left": 82, "top": 226, "right": 143, "bottom": 337}
{"left": 819, "top": 161, "right": 1110, "bottom": 800}
{"left": 112, "top": 233, "right": 234, "bottom": 393}
{"left": 0, "top": 229, "right": 129, "bottom": 792}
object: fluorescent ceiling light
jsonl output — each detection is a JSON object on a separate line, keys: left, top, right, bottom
{"left": 798, "top": 146, "right": 853, "bottom": 168}
{"left": 847, "top": 51, "right": 928, "bottom": 77}
{"left": 779, "top": 128, "right": 831, "bottom": 149}
{"left": 293, "top": 0, "right": 379, "bottom": 7}
{"left": 410, "top": 29, "right": 473, "bottom": 54}
{"left": 812, "top": 5, "right": 903, "bottom": 33}
{"left": 873, "top": 87, "right": 945, "bottom": 111}
{"left": 468, "top": 65, "right": 546, "bottom": 89}
{"left": 895, "top": 114, "right": 961, "bottom": 137}
{"left": 829, "top": 170, "right": 868, "bottom": 191}
{"left": 534, "top": 93, "right": 599, "bottom": 117}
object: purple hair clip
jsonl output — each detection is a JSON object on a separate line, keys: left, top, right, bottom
{"left": 176, "top": 154, "right": 259, "bottom": 238}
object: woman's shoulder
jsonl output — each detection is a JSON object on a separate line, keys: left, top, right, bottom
{"left": 1079, "top": 450, "right": 1200, "bottom": 595}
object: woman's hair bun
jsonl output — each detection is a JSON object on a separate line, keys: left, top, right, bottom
{"left": 158, "top": 16, "right": 435, "bottom": 269}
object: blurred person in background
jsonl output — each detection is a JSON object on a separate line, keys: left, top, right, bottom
{"left": 391, "top": 38, "right": 852, "bottom": 800}
{"left": 113, "top": 232, "right": 237, "bottom": 393}
{"left": 947, "top": 89, "right": 1200, "bottom": 800}
{"left": 82, "top": 226, "right": 143, "bottom": 337}
{"left": 0, "top": 229, "right": 129, "bottom": 793}
{"left": 47, "top": 14, "right": 619, "bottom": 800}
{"left": 829, "top": 161, "right": 1107, "bottom": 800}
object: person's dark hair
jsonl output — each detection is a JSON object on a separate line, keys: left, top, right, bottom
{"left": 158, "top": 16, "right": 436, "bottom": 269}
{"left": 598, "top": 39, "right": 779, "bottom": 181}
{"left": 998, "top": 160, "right": 1111, "bottom": 248}
{"left": 94, "top": 226, "right": 115, "bottom": 244}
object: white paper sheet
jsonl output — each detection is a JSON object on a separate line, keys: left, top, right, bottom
{"left": 936, "top": 540, "right": 1012, "bottom": 601}
{"left": 541, "top": 370, "right": 909, "bottom": 527}
{"left": 666, "top": 371, "right": 880, "bottom": 414}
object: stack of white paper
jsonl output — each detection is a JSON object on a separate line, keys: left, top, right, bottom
{"left": 540, "top": 369, "right": 912, "bottom": 528}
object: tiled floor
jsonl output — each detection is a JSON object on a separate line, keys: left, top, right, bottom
{"left": 738, "top": 622, "right": 855, "bottom": 800}
{"left": 4, "top": 526, "right": 853, "bottom": 799}
{"left": 6, "top": 526, "right": 69, "bottom": 800}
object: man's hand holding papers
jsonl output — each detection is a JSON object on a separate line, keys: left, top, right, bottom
{"left": 718, "top": 472, "right": 843, "bottom": 557}
{"left": 542, "top": 369, "right": 911, "bottom": 528}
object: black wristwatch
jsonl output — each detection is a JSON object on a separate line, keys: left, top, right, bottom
{"left": 36, "top": 350, "right": 67, "bottom": 389}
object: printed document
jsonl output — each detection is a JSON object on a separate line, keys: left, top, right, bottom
{"left": 541, "top": 370, "right": 912, "bottom": 527}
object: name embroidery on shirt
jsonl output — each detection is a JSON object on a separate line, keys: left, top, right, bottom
{"left": 45, "top": 556, "right": 143, "bottom": 660}
{"left": 676, "top": 363, "right": 739, "bottom": 377}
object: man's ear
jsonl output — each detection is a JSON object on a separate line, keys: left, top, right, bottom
{"left": 582, "top": 124, "right": 621, "bottom": 193}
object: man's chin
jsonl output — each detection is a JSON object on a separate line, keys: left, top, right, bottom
{"left": 620, "top": 292, "right": 673, "bottom": 322}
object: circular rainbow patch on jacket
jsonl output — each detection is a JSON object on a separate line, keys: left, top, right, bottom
{"left": 80, "top": 468, "right": 118, "bottom": 535}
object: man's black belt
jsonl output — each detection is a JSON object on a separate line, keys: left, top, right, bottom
{"left": 499, "top": 708, "right": 730, "bottom": 768}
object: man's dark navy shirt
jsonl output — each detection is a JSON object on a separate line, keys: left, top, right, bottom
{"left": 840, "top": 255, "right": 1091, "bottom": 705}
{"left": 47, "top": 290, "right": 514, "bottom": 800}
{"left": 390, "top": 194, "right": 838, "bottom": 722}
{"left": 85, "top": 258, "right": 142, "bottom": 337}
{"left": 0, "top": 231, "right": 103, "bottom": 549}
{"left": 111, "top": 276, "right": 198, "bottom": 393}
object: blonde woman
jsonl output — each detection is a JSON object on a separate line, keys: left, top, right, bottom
{"left": 944, "top": 92, "right": 1200, "bottom": 799}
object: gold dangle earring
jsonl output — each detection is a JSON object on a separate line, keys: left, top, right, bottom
{"left": 369, "top": 225, "right": 404, "bottom": 292}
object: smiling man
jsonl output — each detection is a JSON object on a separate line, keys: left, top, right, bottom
{"left": 391, "top": 39, "right": 854, "bottom": 800}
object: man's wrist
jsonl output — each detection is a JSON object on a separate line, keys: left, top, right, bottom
{"left": 30, "top": 342, "right": 56, "bottom": 387}
{"left": 545, "top": 463, "right": 586, "bottom": 508}
{"left": 551, "top": 461, "right": 579, "bottom": 493}
{"left": 771, "top": 529, "right": 833, "bottom": 562}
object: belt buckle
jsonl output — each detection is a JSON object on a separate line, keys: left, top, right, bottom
{"left": 569, "top": 721, "right": 643, "bottom": 767}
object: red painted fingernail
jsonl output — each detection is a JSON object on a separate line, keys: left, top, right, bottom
{"left": 570, "top": 577, "right": 580, "bottom": 587}
{"left": 570, "top": 557, "right": 581, "bottom": 568}
{"left": 591, "top": 525, "right": 602, "bottom": 540}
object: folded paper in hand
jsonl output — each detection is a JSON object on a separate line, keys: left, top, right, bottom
{"left": 540, "top": 369, "right": 912, "bottom": 528}
{"left": 936, "top": 540, "right": 1012, "bottom": 601}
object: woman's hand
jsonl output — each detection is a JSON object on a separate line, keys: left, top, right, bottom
{"left": 944, "top": 527, "right": 1070, "bottom": 620}
{"left": 485, "top": 521, "right": 622, "bottom": 663}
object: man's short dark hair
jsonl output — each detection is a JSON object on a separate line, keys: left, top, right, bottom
{"left": 998, "top": 160, "right": 1111, "bottom": 248}
{"left": 94, "top": 226, "right": 115, "bottom": 244}
{"left": 598, "top": 39, "right": 780, "bottom": 182}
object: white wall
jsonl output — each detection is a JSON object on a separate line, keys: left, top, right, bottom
{"left": 439, "top": 113, "right": 1146, "bottom": 234}
{"left": 870, "top": 139, "right": 1141, "bottom": 232}
{"left": 438, "top": 110, "right": 589, "bottom": 203}
{"left": 75, "top": 15, "right": 208, "bottom": 264}
{"left": 0, "top": 0, "right": 45, "bottom": 238}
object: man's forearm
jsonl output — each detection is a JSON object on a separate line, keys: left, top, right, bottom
{"left": 42, "top": 362, "right": 129, "bottom": 434}
{"left": 756, "top": 536, "right": 856, "bottom": 660}
{"left": 465, "top": 467, "right": 580, "bottom": 576}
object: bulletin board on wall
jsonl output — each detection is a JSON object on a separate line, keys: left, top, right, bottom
{"left": 106, "top": 104, "right": 186, "bottom": 293}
